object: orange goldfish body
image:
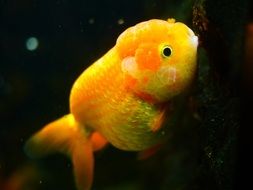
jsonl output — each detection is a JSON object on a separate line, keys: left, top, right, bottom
{"left": 24, "top": 19, "right": 198, "bottom": 190}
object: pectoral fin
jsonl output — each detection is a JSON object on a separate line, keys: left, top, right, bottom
{"left": 24, "top": 114, "right": 94, "bottom": 190}
{"left": 137, "top": 143, "right": 162, "bottom": 160}
{"left": 90, "top": 132, "right": 108, "bottom": 151}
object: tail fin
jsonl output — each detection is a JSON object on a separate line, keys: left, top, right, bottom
{"left": 24, "top": 114, "right": 93, "bottom": 190}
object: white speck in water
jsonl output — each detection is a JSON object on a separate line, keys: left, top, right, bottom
{"left": 39, "top": 180, "right": 42, "bottom": 184}
{"left": 88, "top": 18, "right": 95, "bottom": 24}
{"left": 26, "top": 37, "right": 39, "bottom": 51}
{"left": 117, "top": 18, "right": 124, "bottom": 25}
{"left": 79, "top": 21, "right": 85, "bottom": 32}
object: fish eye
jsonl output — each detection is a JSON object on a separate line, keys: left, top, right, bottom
{"left": 161, "top": 45, "right": 172, "bottom": 58}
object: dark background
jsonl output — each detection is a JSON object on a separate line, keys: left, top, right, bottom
{"left": 0, "top": 0, "right": 250, "bottom": 190}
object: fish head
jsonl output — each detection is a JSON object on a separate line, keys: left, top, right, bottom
{"left": 117, "top": 19, "right": 198, "bottom": 102}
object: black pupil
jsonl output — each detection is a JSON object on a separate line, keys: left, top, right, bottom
{"left": 163, "top": 47, "right": 171, "bottom": 57}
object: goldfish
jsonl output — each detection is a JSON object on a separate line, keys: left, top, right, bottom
{"left": 24, "top": 18, "right": 198, "bottom": 190}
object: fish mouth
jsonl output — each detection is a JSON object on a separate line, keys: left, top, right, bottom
{"left": 191, "top": 35, "right": 199, "bottom": 47}
{"left": 186, "top": 27, "right": 199, "bottom": 47}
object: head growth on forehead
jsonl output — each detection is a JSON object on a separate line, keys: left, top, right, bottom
{"left": 116, "top": 19, "right": 194, "bottom": 58}
{"left": 116, "top": 19, "right": 198, "bottom": 102}
{"left": 116, "top": 20, "right": 170, "bottom": 58}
